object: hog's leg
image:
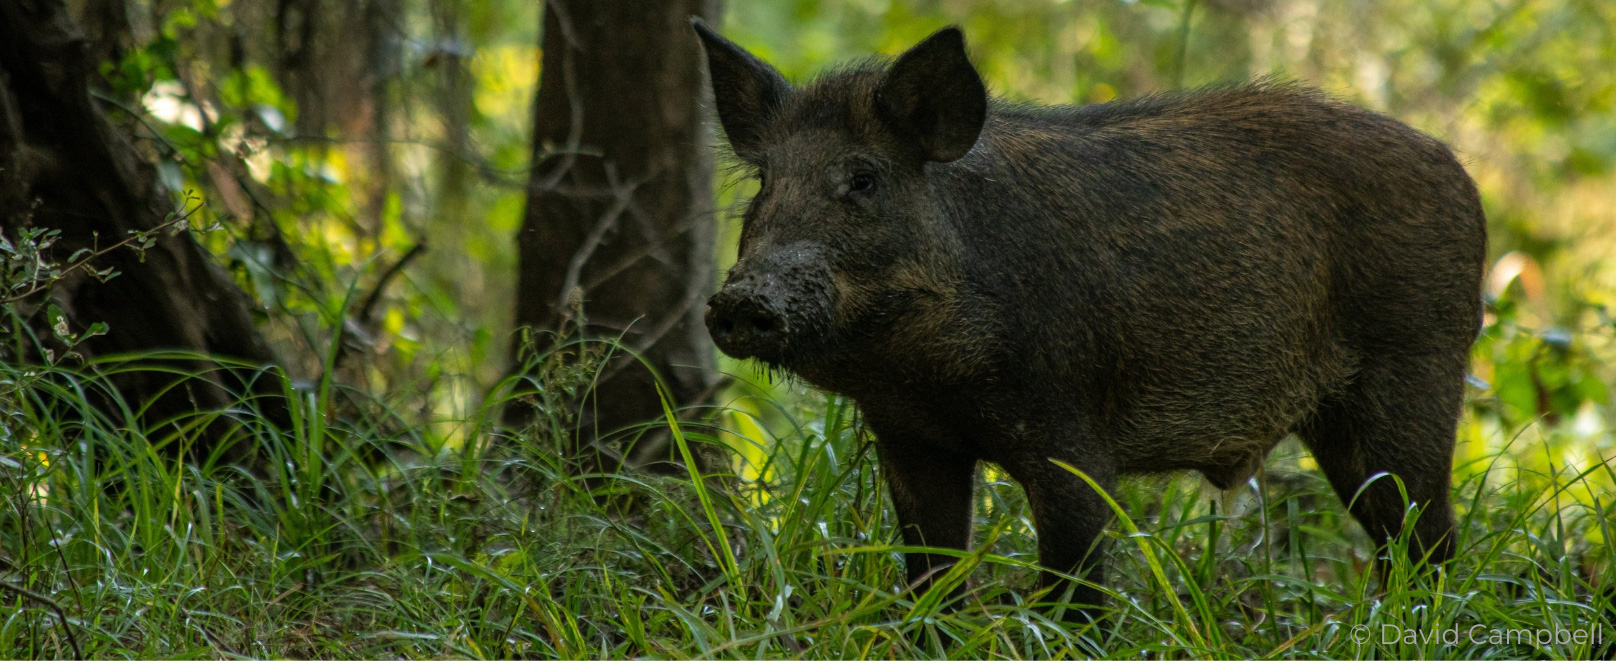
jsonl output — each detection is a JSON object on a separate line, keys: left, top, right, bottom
{"left": 874, "top": 435, "right": 978, "bottom": 603}
{"left": 1003, "top": 452, "right": 1115, "bottom": 620}
{"left": 1298, "top": 352, "right": 1461, "bottom": 566}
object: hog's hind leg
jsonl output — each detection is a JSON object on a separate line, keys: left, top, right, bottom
{"left": 1298, "top": 351, "right": 1463, "bottom": 566}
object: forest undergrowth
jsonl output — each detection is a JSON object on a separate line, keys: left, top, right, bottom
{"left": 2, "top": 336, "right": 1612, "bottom": 660}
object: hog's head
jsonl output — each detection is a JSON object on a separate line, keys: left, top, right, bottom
{"left": 693, "top": 20, "right": 988, "bottom": 388}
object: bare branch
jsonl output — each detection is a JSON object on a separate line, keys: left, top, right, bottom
{"left": 556, "top": 165, "right": 647, "bottom": 331}
{"left": 0, "top": 579, "right": 83, "bottom": 660}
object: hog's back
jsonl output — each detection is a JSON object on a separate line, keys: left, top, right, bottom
{"left": 942, "top": 84, "right": 1486, "bottom": 477}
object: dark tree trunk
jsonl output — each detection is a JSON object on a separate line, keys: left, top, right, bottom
{"left": 0, "top": 0, "right": 286, "bottom": 460}
{"left": 274, "top": 0, "right": 327, "bottom": 138}
{"left": 73, "top": 0, "right": 133, "bottom": 84}
{"left": 512, "top": 0, "right": 721, "bottom": 466}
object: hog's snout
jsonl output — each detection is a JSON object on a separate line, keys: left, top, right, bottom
{"left": 705, "top": 246, "right": 832, "bottom": 362}
{"left": 706, "top": 272, "right": 791, "bottom": 359}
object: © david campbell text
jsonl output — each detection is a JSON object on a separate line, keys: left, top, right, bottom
{"left": 1376, "top": 623, "right": 1604, "bottom": 647}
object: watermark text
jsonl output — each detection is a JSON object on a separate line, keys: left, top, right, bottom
{"left": 1350, "top": 622, "right": 1604, "bottom": 648}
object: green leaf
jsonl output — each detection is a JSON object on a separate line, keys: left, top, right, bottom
{"left": 47, "top": 304, "right": 70, "bottom": 340}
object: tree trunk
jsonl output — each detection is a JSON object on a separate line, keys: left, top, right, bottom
{"left": 0, "top": 0, "right": 286, "bottom": 460}
{"left": 274, "top": 0, "right": 327, "bottom": 138}
{"left": 512, "top": 0, "right": 721, "bottom": 467}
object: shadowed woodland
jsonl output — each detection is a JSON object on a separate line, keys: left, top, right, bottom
{"left": 2, "top": 0, "right": 1614, "bottom": 658}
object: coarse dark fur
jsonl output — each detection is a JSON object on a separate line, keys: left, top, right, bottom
{"left": 694, "top": 20, "right": 1485, "bottom": 617}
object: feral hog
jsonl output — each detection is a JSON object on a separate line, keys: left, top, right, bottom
{"left": 694, "top": 21, "right": 1485, "bottom": 615}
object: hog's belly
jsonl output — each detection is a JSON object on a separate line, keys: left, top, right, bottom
{"left": 1100, "top": 321, "right": 1357, "bottom": 482}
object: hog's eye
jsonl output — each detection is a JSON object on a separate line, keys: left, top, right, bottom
{"left": 848, "top": 171, "right": 876, "bottom": 194}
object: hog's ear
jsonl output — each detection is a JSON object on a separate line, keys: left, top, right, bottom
{"left": 877, "top": 27, "right": 987, "bottom": 163}
{"left": 691, "top": 18, "right": 789, "bottom": 160}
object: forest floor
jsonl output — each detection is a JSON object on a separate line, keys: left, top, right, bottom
{"left": 2, "top": 356, "right": 1613, "bottom": 660}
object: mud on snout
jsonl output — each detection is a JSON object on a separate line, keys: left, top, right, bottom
{"left": 705, "top": 243, "right": 836, "bottom": 366}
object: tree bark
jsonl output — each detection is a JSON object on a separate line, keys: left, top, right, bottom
{"left": 0, "top": 0, "right": 286, "bottom": 460}
{"left": 512, "top": 0, "right": 721, "bottom": 466}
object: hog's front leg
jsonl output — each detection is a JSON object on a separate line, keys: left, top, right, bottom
{"left": 872, "top": 429, "right": 978, "bottom": 604}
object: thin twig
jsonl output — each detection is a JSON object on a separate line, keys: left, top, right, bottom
{"left": 358, "top": 241, "right": 428, "bottom": 325}
{"left": 45, "top": 514, "right": 86, "bottom": 631}
{"left": 223, "top": 159, "right": 304, "bottom": 271}
{"left": 333, "top": 241, "right": 428, "bottom": 369}
{"left": 88, "top": 89, "right": 185, "bottom": 159}
{"left": 0, "top": 579, "right": 83, "bottom": 659}
{"left": 579, "top": 211, "right": 696, "bottom": 292}
{"left": 2, "top": 200, "right": 201, "bottom": 305}
{"left": 556, "top": 166, "right": 646, "bottom": 323}
{"left": 529, "top": 0, "right": 587, "bottom": 194}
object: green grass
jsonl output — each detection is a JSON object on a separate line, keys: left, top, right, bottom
{"left": 1, "top": 350, "right": 1612, "bottom": 659}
